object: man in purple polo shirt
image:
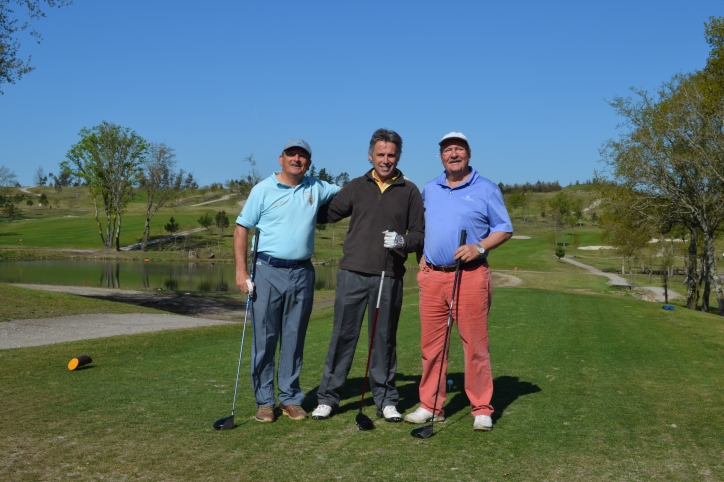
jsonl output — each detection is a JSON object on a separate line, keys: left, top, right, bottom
{"left": 404, "top": 132, "right": 513, "bottom": 432}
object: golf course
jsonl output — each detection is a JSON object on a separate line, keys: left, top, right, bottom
{"left": 1, "top": 184, "right": 723, "bottom": 481}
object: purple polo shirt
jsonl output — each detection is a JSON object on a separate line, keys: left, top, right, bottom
{"left": 422, "top": 167, "right": 513, "bottom": 266}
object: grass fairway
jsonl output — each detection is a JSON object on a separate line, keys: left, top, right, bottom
{"left": 1, "top": 288, "right": 723, "bottom": 481}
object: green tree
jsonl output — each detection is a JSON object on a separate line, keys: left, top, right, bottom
{"left": 548, "top": 192, "right": 570, "bottom": 247}
{"left": 215, "top": 210, "right": 229, "bottom": 246}
{"left": 61, "top": 122, "right": 147, "bottom": 251}
{"left": 555, "top": 246, "right": 565, "bottom": 260}
{"left": 198, "top": 212, "right": 212, "bottom": 230}
{"left": 164, "top": 216, "right": 179, "bottom": 245}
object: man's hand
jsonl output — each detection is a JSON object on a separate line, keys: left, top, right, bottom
{"left": 383, "top": 230, "right": 404, "bottom": 249}
{"left": 236, "top": 270, "right": 254, "bottom": 294}
{"left": 418, "top": 253, "right": 427, "bottom": 270}
{"left": 454, "top": 244, "right": 482, "bottom": 263}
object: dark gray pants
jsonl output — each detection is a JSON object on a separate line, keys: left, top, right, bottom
{"left": 251, "top": 259, "right": 315, "bottom": 407}
{"left": 317, "top": 269, "right": 403, "bottom": 410}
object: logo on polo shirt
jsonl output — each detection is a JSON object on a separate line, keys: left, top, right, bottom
{"left": 462, "top": 195, "right": 475, "bottom": 202}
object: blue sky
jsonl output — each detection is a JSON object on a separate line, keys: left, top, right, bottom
{"left": 1, "top": 0, "right": 722, "bottom": 189}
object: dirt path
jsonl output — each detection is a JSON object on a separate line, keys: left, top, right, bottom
{"left": 0, "top": 313, "right": 234, "bottom": 349}
{"left": 3, "top": 283, "right": 338, "bottom": 349}
{"left": 559, "top": 256, "right": 682, "bottom": 302}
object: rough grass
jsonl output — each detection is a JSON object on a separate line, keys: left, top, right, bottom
{"left": 0, "top": 283, "right": 166, "bottom": 321}
{"left": 1, "top": 288, "right": 723, "bottom": 481}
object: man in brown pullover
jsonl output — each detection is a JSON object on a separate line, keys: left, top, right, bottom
{"left": 312, "top": 128, "right": 424, "bottom": 422}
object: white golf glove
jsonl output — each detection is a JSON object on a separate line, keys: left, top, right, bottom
{"left": 246, "top": 279, "right": 254, "bottom": 295}
{"left": 383, "top": 230, "right": 404, "bottom": 249}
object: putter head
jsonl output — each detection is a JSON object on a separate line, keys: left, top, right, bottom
{"left": 213, "top": 415, "right": 235, "bottom": 431}
{"left": 410, "top": 425, "right": 434, "bottom": 439}
{"left": 355, "top": 413, "right": 375, "bottom": 431}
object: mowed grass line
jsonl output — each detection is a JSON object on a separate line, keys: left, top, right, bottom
{"left": 1, "top": 289, "right": 723, "bottom": 480}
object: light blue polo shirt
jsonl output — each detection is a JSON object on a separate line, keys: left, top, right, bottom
{"left": 422, "top": 167, "right": 513, "bottom": 266}
{"left": 236, "top": 173, "right": 339, "bottom": 260}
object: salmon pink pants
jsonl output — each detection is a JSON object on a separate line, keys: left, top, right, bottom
{"left": 416, "top": 262, "right": 494, "bottom": 417}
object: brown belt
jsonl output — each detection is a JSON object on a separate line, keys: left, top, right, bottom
{"left": 426, "top": 258, "right": 487, "bottom": 272}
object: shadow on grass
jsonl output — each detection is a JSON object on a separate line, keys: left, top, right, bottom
{"left": 301, "top": 373, "right": 541, "bottom": 424}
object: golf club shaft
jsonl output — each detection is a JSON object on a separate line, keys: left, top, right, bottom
{"left": 230, "top": 229, "right": 261, "bottom": 416}
{"left": 428, "top": 229, "right": 466, "bottom": 422}
{"left": 358, "top": 248, "right": 390, "bottom": 412}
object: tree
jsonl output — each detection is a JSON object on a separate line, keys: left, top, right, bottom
{"left": 138, "top": 142, "right": 185, "bottom": 251}
{"left": 38, "top": 192, "right": 47, "bottom": 206}
{"left": 198, "top": 212, "right": 212, "bottom": 230}
{"left": 555, "top": 246, "right": 565, "bottom": 260}
{"left": 601, "top": 17, "right": 724, "bottom": 314}
{"left": 0, "top": 0, "right": 71, "bottom": 94}
{"left": 215, "top": 210, "right": 229, "bottom": 246}
{"left": 32, "top": 166, "right": 46, "bottom": 186}
{"left": 548, "top": 192, "right": 570, "bottom": 247}
{"left": 164, "top": 216, "right": 179, "bottom": 244}
{"left": 61, "top": 121, "right": 147, "bottom": 251}
{"left": 1, "top": 201, "right": 20, "bottom": 219}
{"left": 334, "top": 172, "right": 350, "bottom": 186}
{"left": 0, "top": 165, "right": 17, "bottom": 187}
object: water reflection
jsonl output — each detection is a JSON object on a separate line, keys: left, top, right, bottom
{"left": 0, "top": 260, "right": 419, "bottom": 292}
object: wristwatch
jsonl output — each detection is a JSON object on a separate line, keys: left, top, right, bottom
{"left": 477, "top": 244, "right": 486, "bottom": 257}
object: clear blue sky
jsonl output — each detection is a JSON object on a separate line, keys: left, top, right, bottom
{"left": 1, "top": 0, "right": 722, "bottom": 189}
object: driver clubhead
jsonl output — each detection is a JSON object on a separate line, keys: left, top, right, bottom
{"left": 355, "top": 413, "right": 375, "bottom": 431}
{"left": 410, "top": 425, "right": 434, "bottom": 439}
{"left": 213, "top": 415, "right": 235, "bottom": 431}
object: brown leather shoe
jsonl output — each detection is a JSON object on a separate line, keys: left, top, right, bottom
{"left": 255, "top": 405, "right": 275, "bottom": 423}
{"left": 280, "top": 404, "right": 307, "bottom": 421}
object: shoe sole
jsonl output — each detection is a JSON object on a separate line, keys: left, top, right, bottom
{"left": 474, "top": 426, "right": 493, "bottom": 431}
{"left": 376, "top": 410, "right": 402, "bottom": 423}
{"left": 255, "top": 416, "right": 275, "bottom": 423}
{"left": 281, "top": 411, "right": 307, "bottom": 421}
{"left": 404, "top": 417, "right": 445, "bottom": 424}
{"left": 311, "top": 414, "right": 331, "bottom": 420}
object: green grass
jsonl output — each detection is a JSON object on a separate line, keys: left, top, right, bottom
{"left": 2, "top": 288, "right": 723, "bottom": 480}
{"left": 0, "top": 283, "right": 167, "bottom": 321}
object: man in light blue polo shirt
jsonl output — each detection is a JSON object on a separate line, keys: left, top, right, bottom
{"left": 233, "top": 138, "right": 339, "bottom": 423}
{"left": 404, "top": 132, "right": 513, "bottom": 432}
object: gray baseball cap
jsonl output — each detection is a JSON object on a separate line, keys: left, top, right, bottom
{"left": 282, "top": 138, "right": 312, "bottom": 157}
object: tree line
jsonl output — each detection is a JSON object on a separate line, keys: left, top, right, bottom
{"left": 598, "top": 16, "right": 724, "bottom": 315}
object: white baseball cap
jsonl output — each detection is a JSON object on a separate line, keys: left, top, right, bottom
{"left": 438, "top": 132, "right": 469, "bottom": 147}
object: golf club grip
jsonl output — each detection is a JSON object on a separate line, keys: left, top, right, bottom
{"left": 249, "top": 229, "right": 261, "bottom": 281}
{"left": 455, "top": 230, "right": 467, "bottom": 269}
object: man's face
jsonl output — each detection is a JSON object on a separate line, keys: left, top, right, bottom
{"left": 440, "top": 139, "right": 471, "bottom": 176}
{"left": 369, "top": 141, "right": 399, "bottom": 182}
{"left": 278, "top": 147, "right": 312, "bottom": 178}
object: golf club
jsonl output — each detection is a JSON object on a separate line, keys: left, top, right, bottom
{"left": 213, "top": 228, "right": 261, "bottom": 430}
{"left": 355, "top": 247, "right": 390, "bottom": 431}
{"left": 411, "top": 229, "right": 467, "bottom": 439}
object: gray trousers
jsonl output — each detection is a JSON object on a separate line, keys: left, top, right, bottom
{"left": 250, "top": 259, "right": 315, "bottom": 407}
{"left": 317, "top": 269, "right": 403, "bottom": 410}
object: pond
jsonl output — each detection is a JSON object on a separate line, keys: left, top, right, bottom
{"left": 0, "top": 260, "right": 419, "bottom": 293}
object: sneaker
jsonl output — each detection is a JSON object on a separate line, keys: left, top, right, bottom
{"left": 376, "top": 405, "right": 402, "bottom": 423}
{"left": 311, "top": 404, "right": 333, "bottom": 420}
{"left": 473, "top": 415, "right": 493, "bottom": 431}
{"left": 255, "top": 405, "right": 275, "bottom": 423}
{"left": 280, "top": 404, "right": 307, "bottom": 421}
{"left": 403, "top": 406, "right": 444, "bottom": 424}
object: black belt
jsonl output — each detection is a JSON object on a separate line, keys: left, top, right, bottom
{"left": 257, "top": 253, "right": 309, "bottom": 268}
{"left": 426, "top": 258, "right": 487, "bottom": 272}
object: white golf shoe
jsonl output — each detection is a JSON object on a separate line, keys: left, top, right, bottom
{"left": 403, "top": 406, "right": 444, "bottom": 424}
{"left": 311, "top": 404, "right": 333, "bottom": 420}
{"left": 473, "top": 415, "right": 493, "bottom": 431}
{"left": 377, "top": 405, "right": 402, "bottom": 422}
